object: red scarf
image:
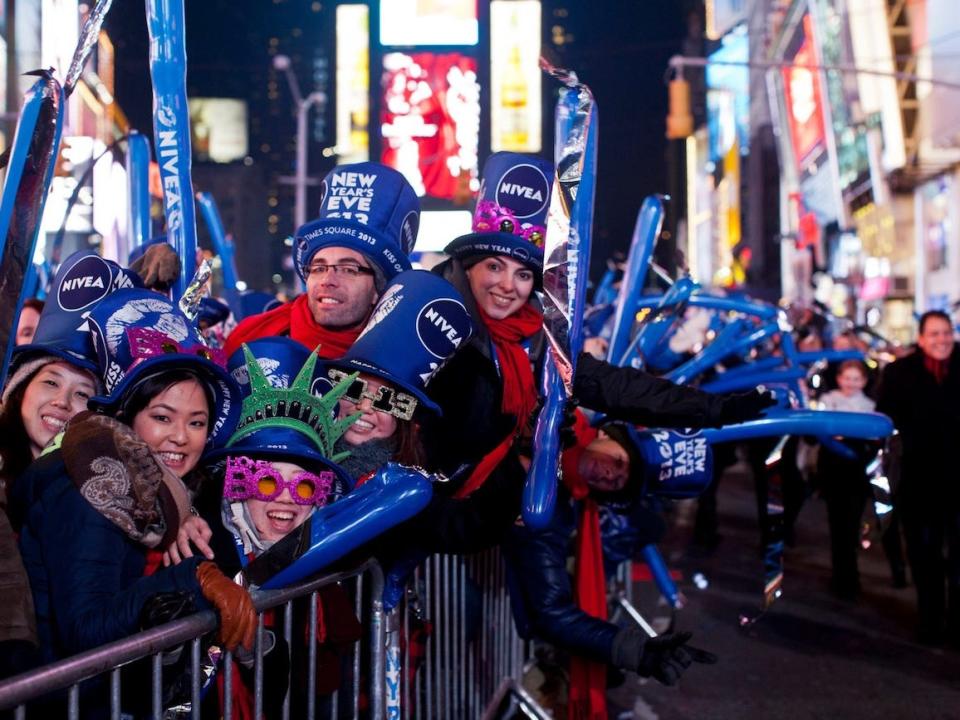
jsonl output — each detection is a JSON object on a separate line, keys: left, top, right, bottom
{"left": 923, "top": 352, "right": 950, "bottom": 385}
{"left": 224, "top": 294, "right": 362, "bottom": 359}
{"left": 454, "top": 303, "right": 542, "bottom": 498}
{"left": 562, "top": 416, "right": 608, "bottom": 720}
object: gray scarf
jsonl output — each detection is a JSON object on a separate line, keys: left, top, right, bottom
{"left": 334, "top": 437, "right": 398, "bottom": 481}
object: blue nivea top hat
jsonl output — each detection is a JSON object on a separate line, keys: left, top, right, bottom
{"left": 624, "top": 425, "right": 714, "bottom": 499}
{"left": 294, "top": 162, "right": 420, "bottom": 283}
{"left": 86, "top": 288, "right": 240, "bottom": 447}
{"left": 444, "top": 152, "right": 554, "bottom": 274}
{"left": 325, "top": 269, "right": 473, "bottom": 417}
{"left": 12, "top": 249, "right": 143, "bottom": 373}
{"left": 213, "top": 337, "right": 358, "bottom": 498}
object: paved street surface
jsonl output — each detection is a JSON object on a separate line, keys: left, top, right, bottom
{"left": 608, "top": 460, "right": 960, "bottom": 720}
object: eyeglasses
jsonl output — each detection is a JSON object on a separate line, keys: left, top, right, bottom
{"left": 327, "top": 368, "right": 418, "bottom": 421}
{"left": 223, "top": 455, "right": 334, "bottom": 506}
{"left": 306, "top": 263, "right": 376, "bottom": 279}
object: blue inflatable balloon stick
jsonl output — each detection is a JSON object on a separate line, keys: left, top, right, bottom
{"left": 607, "top": 195, "right": 666, "bottom": 367}
{"left": 246, "top": 463, "right": 434, "bottom": 590}
{"left": 126, "top": 130, "right": 152, "bottom": 256}
{"left": 146, "top": 0, "right": 199, "bottom": 299}
{"left": 524, "top": 62, "right": 599, "bottom": 530}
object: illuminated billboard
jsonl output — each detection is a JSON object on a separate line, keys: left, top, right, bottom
{"left": 380, "top": 0, "right": 478, "bottom": 47}
{"left": 706, "top": 0, "right": 746, "bottom": 41}
{"left": 809, "top": 0, "right": 870, "bottom": 196}
{"left": 706, "top": 24, "right": 748, "bottom": 159}
{"left": 781, "top": 16, "right": 826, "bottom": 175}
{"left": 336, "top": 4, "right": 369, "bottom": 164}
{"left": 414, "top": 210, "right": 473, "bottom": 252}
{"left": 381, "top": 51, "right": 480, "bottom": 201}
{"left": 188, "top": 98, "right": 248, "bottom": 163}
{"left": 846, "top": 0, "right": 905, "bottom": 172}
{"left": 491, "top": 1, "right": 541, "bottom": 153}
{"left": 41, "top": 0, "right": 78, "bottom": 89}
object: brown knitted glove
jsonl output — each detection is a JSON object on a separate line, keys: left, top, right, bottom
{"left": 196, "top": 562, "right": 256, "bottom": 652}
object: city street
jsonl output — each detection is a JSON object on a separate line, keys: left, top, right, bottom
{"left": 611, "top": 460, "right": 960, "bottom": 720}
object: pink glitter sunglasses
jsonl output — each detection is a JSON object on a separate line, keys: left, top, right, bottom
{"left": 223, "top": 455, "right": 334, "bottom": 507}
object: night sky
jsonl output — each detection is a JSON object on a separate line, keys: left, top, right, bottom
{"left": 105, "top": 1, "right": 685, "bottom": 282}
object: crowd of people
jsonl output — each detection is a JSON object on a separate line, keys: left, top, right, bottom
{"left": 0, "top": 150, "right": 952, "bottom": 718}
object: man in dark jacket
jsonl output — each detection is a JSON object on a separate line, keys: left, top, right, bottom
{"left": 876, "top": 310, "right": 960, "bottom": 644}
{"left": 504, "top": 418, "right": 717, "bottom": 705}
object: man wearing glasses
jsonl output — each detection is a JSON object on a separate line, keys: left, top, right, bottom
{"left": 225, "top": 163, "right": 420, "bottom": 359}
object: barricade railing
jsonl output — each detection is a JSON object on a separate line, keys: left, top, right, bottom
{"left": 0, "top": 559, "right": 385, "bottom": 720}
{"left": 2, "top": 554, "right": 657, "bottom": 719}
{"left": 391, "top": 549, "right": 529, "bottom": 720}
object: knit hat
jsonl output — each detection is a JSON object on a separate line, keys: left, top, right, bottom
{"left": 444, "top": 152, "right": 553, "bottom": 274}
{"left": 324, "top": 269, "right": 473, "bottom": 416}
{"left": 294, "top": 162, "right": 420, "bottom": 283}
{"left": 86, "top": 288, "right": 240, "bottom": 447}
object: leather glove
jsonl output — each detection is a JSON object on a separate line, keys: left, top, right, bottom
{"left": 130, "top": 242, "right": 181, "bottom": 292}
{"left": 611, "top": 627, "right": 717, "bottom": 686}
{"left": 716, "top": 388, "right": 777, "bottom": 426}
{"left": 196, "top": 561, "right": 257, "bottom": 652}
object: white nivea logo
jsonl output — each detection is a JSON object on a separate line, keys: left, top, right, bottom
{"left": 58, "top": 256, "right": 113, "bottom": 311}
{"left": 495, "top": 164, "right": 550, "bottom": 219}
{"left": 416, "top": 299, "right": 468, "bottom": 359}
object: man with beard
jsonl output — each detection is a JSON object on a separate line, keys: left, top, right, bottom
{"left": 225, "top": 162, "right": 419, "bottom": 360}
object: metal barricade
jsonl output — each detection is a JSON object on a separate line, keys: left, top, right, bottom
{"left": 391, "top": 549, "right": 529, "bottom": 720}
{"left": 0, "top": 559, "right": 385, "bottom": 720}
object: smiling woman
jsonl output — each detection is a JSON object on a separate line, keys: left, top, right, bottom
{"left": 121, "top": 371, "right": 215, "bottom": 479}
{"left": 9, "top": 288, "right": 257, "bottom": 696}
{"left": 0, "top": 361, "right": 98, "bottom": 479}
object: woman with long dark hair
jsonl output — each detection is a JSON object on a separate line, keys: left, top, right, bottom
{"left": 0, "top": 252, "right": 132, "bottom": 678}
{"left": 10, "top": 289, "right": 255, "bottom": 680}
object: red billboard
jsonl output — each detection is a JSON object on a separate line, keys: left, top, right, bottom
{"left": 781, "top": 15, "right": 827, "bottom": 173}
{"left": 380, "top": 51, "right": 480, "bottom": 201}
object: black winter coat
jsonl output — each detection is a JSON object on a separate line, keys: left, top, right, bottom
{"left": 424, "top": 259, "right": 731, "bottom": 483}
{"left": 875, "top": 348, "right": 960, "bottom": 507}
{"left": 502, "top": 489, "right": 664, "bottom": 662}
{"left": 10, "top": 452, "right": 207, "bottom": 665}
{"left": 421, "top": 258, "right": 544, "bottom": 480}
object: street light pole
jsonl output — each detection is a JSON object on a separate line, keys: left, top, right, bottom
{"left": 273, "top": 54, "right": 326, "bottom": 232}
{"left": 294, "top": 91, "right": 326, "bottom": 230}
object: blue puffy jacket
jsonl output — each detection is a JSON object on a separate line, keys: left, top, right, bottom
{"left": 11, "top": 451, "right": 208, "bottom": 664}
